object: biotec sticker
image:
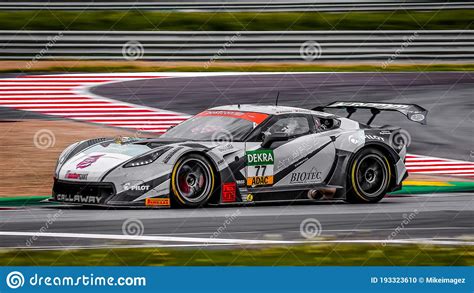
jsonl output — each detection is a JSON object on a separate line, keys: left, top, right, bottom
{"left": 246, "top": 149, "right": 274, "bottom": 186}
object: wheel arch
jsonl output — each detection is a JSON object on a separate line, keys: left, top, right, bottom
{"left": 347, "top": 142, "right": 398, "bottom": 195}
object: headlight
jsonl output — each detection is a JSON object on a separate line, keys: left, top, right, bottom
{"left": 123, "top": 147, "right": 171, "bottom": 168}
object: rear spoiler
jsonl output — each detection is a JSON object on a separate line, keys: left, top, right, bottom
{"left": 313, "top": 101, "right": 428, "bottom": 125}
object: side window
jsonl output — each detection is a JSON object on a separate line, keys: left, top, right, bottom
{"left": 261, "top": 116, "right": 310, "bottom": 139}
{"left": 313, "top": 116, "right": 340, "bottom": 132}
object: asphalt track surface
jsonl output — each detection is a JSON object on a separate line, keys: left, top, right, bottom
{"left": 0, "top": 194, "right": 472, "bottom": 248}
{"left": 93, "top": 72, "right": 474, "bottom": 161}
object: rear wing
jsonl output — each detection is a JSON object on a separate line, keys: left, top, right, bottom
{"left": 313, "top": 101, "right": 428, "bottom": 125}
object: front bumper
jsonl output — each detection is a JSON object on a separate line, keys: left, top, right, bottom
{"left": 52, "top": 179, "right": 115, "bottom": 205}
{"left": 51, "top": 178, "right": 172, "bottom": 208}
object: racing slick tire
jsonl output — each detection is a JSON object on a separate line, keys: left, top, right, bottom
{"left": 345, "top": 148, "right": 392, "bottom": 203}
{"left": 170, "top": 153, "right": 216, "bottom": 208}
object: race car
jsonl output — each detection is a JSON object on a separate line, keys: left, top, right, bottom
{"left": 51, "top": 101, "right": 428, "bottom": 208}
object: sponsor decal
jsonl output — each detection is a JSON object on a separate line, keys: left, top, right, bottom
{"left": 290, "top": 168, "right": 322, "bottom": 184}
{"left": 221, "top": 182, "right": 237, "bottom": 203}
{"left": 380, "top": 130, "right": 391, "bottom": 135}
{"left": 217, "top": 144, "right": 234, "bottom": 152}
{"left": 65, "top": 171, "right": 88, "bottom": 180}
{"left": 246, "top": 149, "right": 274, "bottom": 186}
{"left": 76, "top": 154, "right": 104, "bottom": 169}
{"left": 332, "top": 102, "right": 409, "bottom": 109}
{"left": 246, "top": 194, "right": 254, "bottom": 202}
{"left": 247, "top": 150, "right": 274, "bottom": 166}
{"left": 247, "top": 176, "right": 273, "bottom": 186}
{"left": 198, "top": 110, "right": 268, "bottom": 124}
{"left": 236, "top": 179, "right": 245, "bottom": 186}
{"left": 56, "top": 194, "right": 101, "bottom": 204}
{"left": 145, "top": 197, "right": 170, "bottom": 206}
{"left": 409, "top": 113, "right": 425, "bottom": 122}
{"left": 123, "top": 181, "right": 150, "bottom": 191}
{"left": 365, "top": 134, "right": 384, "bottom": 142}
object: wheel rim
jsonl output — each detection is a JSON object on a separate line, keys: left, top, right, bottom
{"left": 355, "top": 154, "right": 388, "bottom": 198}
{"left": 175, "top": 158, "right": 212, "bottom": 203}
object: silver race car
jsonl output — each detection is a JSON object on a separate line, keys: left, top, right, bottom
{"left": 51, "top": 101, "right": 428, "bottom": 208}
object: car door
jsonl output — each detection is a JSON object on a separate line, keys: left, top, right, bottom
{"left": 245, "top": 114, "right": 336, "bottom": 190}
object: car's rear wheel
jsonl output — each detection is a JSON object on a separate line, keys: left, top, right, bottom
{"left": 345, "top": 148, "right": 391, "bottom": 203}
{"left": 170, "top": 154, "right": 215, "bottom": 208}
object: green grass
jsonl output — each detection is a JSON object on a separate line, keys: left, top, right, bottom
{"left": 1, "top": 244, "right": 472, "bottom": 266}
{"left": 3, "top": 62, "right": 474, "bottom": 74}
{"left": 1, "top": 10, "right": 473, "bottom": 31}
{"left": 0, "top": 196, "right": 50, "bottom": 206}
{"left": 391, "top": 181, "right": 474, "bottom": 195}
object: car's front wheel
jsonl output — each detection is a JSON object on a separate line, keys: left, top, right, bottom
{"left": 345, "top": 148, "right": 392, "bottom": 203}
{"left": 170, "top": 154, "right": 216, "bottom": 208}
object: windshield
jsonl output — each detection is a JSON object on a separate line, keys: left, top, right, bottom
{"left": 161, "top": 110, "right": 269, "bottom": 141}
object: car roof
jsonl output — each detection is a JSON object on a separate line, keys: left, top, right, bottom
{"left": 208, "top": 104, "right": 335, "bottom": 117}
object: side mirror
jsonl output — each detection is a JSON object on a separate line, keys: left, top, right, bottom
{"left": 261, "top": 132, "right": 289, "bottom": 148}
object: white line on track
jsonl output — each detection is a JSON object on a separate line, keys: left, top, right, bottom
{"left": 0, "top": 231, "right": 472, "bottom": 246}
{"left": 3, "top": 243, "right": 236, "bottom": 250}
{"left": 0, "top": 231, "right": 297, "bottom": 245}
{"left": 144, "top": 227, "right": 473, "bottom": 237}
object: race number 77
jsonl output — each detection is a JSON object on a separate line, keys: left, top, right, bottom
{"left": 254, "top": 165, "right": 266, "bottom": 176}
